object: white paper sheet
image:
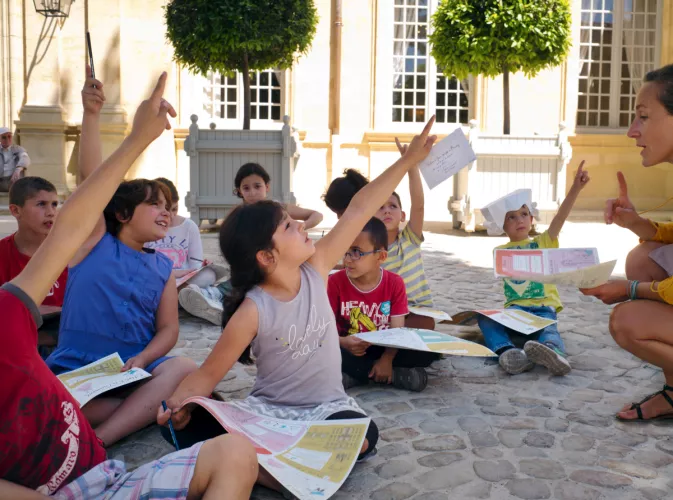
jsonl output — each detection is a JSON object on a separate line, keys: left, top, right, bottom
{"left": 354, "top": 328, "right": 496, "bottom": 357}
{"left": 418, "top": 128, "right": 476, "bottom": 189}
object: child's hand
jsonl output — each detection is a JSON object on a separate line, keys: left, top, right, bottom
{"left": 342, "top": 336, "right": 370, "bottom": 357}
{"left": 82, "top": 64, "right": 105, "bottom": 115}
{"left": 572, "top": 161, "right": 590, "bottom": 190}
{"left": 394, "top": 137, "right": 408, "bottom": 156}
{"left": 121, "top": 355, "right": 147, "bottom": 371}
{"left": 157, "top": 399, "right": 194, "bottom": 431}
{"left": 369, "top": 357, "right": 393, "bottom": 384}
{"left": 403, "top": 116, "right": 437, "bottom": 165}
{"left": 580, "top": 280, "right": 630, "bottom": 305}
{"left": 128, "top": 72, "right": 177, "bottom": 148}
{"left": 604, "top": 172, "right": 640, "bottom": 228}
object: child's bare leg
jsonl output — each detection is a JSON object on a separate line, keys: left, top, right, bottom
{"left": 81, "top": 398, "right": 123, "bottom": 427}
{"left": 405, "top": 312, "right": 435, "bottom": 330}
{"left": 95, "top": 357, "right": 197, "bottom": 446}
{"left": 187, "top": 434, "right": 258, "bottom": 500}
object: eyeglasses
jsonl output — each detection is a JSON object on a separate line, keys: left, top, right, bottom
{"left": 344, "top": 249, "right": 381, "bottom": 261}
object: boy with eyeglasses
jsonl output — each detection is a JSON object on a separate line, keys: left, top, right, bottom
{"left": 328, "top": 217, "right": 438, "bottom": 392}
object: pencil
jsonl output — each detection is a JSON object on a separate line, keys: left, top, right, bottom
{"left": 162, "top": 401, "right": 180, "bottom": 451}
{"left": 190, "top": 257, "right": 204, "bottom": 263}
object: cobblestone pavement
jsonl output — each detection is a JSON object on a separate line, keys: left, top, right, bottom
{"left": 16, "top": 216, "right": 666, "bottom": 500}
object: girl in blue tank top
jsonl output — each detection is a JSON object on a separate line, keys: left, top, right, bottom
{"left": 158, "top": 117, "right": 438, "bottom": 493}
{"left": 45, "top": 78, "right": 196, "bottom": 447}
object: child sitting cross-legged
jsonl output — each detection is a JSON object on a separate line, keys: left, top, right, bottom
{"left": 328, "top": 217, "right": 437, "bottom": 392}
{"left": 479, "top": 162, "right": 590, "bottom": 376}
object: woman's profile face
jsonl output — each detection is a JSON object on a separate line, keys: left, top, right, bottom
{"left": 627, "top": 81, "right": 673, "bottom": 167}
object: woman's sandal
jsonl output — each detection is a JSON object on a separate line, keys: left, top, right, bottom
{"left": 616, "top": 384, "right": 673, "bottom": 421}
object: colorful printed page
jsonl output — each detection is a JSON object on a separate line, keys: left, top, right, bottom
{"left": 175, "top": 267, "right": 204, "bottom": 287}
{"left": 447, "top": 309, "right": 557, "bottom": 335}
{"left": 182, "top": 397, "right": 369, "bottom": 500}
{"left": 418, "top": 128, "right": 476, "bottom": 189}
{"left": 408, "top": 306, "right": 452, "bottom": 322}
{"left": 354, "top": 328, "right": 496, "bottom": 357}
{"left": 513, "top": 260, "right": 617, "bottom": 289}
{"left": 57, "top": 353, "right": 151, "bottom": 407}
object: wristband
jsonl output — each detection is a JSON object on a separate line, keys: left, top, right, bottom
{"left": 629, "top": 280, "right": 639, "bottom": 300}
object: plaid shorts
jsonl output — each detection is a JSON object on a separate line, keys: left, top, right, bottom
{"left": 53, "top": 442, "right": 203, "bottom": 499}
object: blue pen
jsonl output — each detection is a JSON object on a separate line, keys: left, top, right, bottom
{"left": 162, "top": 400, "right": 180, "bottom": 451}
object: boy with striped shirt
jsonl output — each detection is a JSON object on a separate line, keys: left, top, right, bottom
{"left": 376, "top": 140, "right": 435, "bottom": 329}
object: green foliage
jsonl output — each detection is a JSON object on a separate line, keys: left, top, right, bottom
{"left": 430, "top": 0, "right": 572, "bottom": 80}
{"left": 164, "top": 0, "right": 318, "bottom": 76}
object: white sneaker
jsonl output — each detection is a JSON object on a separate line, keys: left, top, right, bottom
{"left": 179, "top": 284, "right": 223, "bottom": 326}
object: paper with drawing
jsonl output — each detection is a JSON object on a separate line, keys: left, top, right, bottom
{"left": 447, "top": 308, "right": 557, "bottom": 335}
{"left": 57, "top": 353, "right": 151, "bottom": 407}
{"left": 494, "top": 248, "right": 615, "bottom": 288}
{"left": 182, "top": 397, "right": 369, "bottom": 500}
{"left": 354, "top": 327, "right": 496, "bottom": 357}
{"left": 408, "top": 306, "right": 452, "bottom": 321}
{"left": 418, "top": 128, "right": 476, "bottom": 189}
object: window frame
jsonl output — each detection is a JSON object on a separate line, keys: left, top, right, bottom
{"left": 575, "top": 0, "right": 663, "bottom": 133}
{"left": 375, "top": 0, "right": 473, "bottom": 133}
{"left": 200, "top": 69, "right": 287, "bottom": 130}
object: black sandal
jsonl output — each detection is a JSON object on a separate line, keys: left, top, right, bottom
{"left": 616, "top": 384, "right": 673, "bottom": 421}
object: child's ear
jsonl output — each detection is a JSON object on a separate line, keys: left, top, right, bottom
{"left": 9, "top": 204, "right": 20, "bottom": 218}
{"left": 256, "top": 249, "right": 276, "bottom": 268}
{"left": 401, "top": 211, "right": 407, "bottom": 222}
{"left": 377, "top": 249, "right": 388, "bottom": 263}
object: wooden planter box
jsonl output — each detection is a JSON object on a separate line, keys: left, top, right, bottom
{"left": 449, "top": 120, "right": 572, "bottom": 232}
{"left": 184, "top": 115, "right": 299, "bottom": 225}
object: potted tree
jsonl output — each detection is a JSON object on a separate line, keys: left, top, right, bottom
{"left": 429, "top": 0, "right": 574, "bottom": 230}
{"left": 164, "top": 0, "right": 318, "bottom": 223}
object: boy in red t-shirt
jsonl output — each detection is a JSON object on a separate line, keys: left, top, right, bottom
{"left": 0, "top": 69, "right": 257, "bottom": 500}
{"left": 0, "top": 177, "right": 67, "bottom": 306}
{"left": 328, "top": 217, "right": 438, "bottom": 392}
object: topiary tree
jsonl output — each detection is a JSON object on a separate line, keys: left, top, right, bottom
{"left": 430, "top": 0, "right": 571, "bottom": 135}
{"left": 165, "top": 0, "right": 318, "bottom": 130}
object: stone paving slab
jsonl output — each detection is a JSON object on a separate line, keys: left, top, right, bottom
{"left": 61, "top": 222, "right": 673, "bottom": 499}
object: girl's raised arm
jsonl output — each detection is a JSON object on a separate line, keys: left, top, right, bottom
{"left": 310, "top": 117, "right": 436, "bottom": 278}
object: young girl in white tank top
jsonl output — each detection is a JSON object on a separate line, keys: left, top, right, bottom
{"left": 159, "top": 118, "right": 437, "bottom": 492}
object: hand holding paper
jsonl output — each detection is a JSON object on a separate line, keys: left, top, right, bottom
{"left": 418, "top": 128, "right": 476, "bottom": 189}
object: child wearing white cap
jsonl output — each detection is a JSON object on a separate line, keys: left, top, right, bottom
{"left": 479, "top": 162, "right": 590, "bottom": 376}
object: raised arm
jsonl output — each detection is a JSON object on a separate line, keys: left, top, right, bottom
{"left": 11, "top": 73, "right": 176, "bottom": 306}
{"left": 310, "top": 117, "right": 436, "bottom": 277}
{"left": 548, "top": 161, "right": 590, "bottom": 241}
{"left": 287, "top": 204, "right": 323, "bottom": 230}
{"left": 394, "top": 138, "right": 425, "bottom": 238}
{"left": 69, "top": 66, "right": 108, "bottom": 266}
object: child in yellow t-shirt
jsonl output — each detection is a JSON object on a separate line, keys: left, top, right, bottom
{"left": 480, "top": 162, "right": 590, "bottom": 376}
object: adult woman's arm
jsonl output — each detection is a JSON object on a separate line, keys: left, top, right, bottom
{"left": 581, "top": 277, "right": 673, "bottom": 304}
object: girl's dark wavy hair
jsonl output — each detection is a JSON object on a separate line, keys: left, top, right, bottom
{"left": 322, "top": 169, "right": 369, "bottom": 215}
{"left": 103, "top": 179, "right": 171, "bottom": 237}
{"left": 219, "top": 200, "right": 284, "bottom": 364}
{"left": 234, "top": 163, "right": 271, "bottom": 198}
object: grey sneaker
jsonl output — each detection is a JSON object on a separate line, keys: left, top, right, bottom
{"left": 342, "top": 372, "right": 362, "bottom": 390}
{"left": 392, "top": 367, "right": 428, "bottom": 392}
{"left": 524, "top": 341, "right": 571, "bottom": 376}
{"left": 178, "top": 284, "right": 223, "bottom": 326}
{"left": 499, "top": 348, "right": 535, "bottom": 375}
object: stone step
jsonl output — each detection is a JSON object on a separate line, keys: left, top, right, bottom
{"left": 0, "top": 193, "right": 8, "bottom": 215}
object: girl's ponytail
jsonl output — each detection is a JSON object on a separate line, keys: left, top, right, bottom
{"left": 219, "top": 200, "right": 284, "bottom": 364}
{"left": 322, "top": 168, "right": 369, "bottom": 216}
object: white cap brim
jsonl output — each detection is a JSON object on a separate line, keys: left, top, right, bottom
{"left": 481, "top": 189, "right": 539, "bottom": 235}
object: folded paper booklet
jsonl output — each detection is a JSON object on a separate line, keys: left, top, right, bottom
{"left": 181, "top": 397, "right": 369, "bottom": 500}
{"left": 57, "top": 353, "right": 151, "bottom": 407}
{"left": 408, "top": 306, "right": 452, "bottom": 322}
{"left": 447, "top": 309, "right": 557, "bottom": 335}
{"left": 354, "top": 327, "right": 496, "bottom": 357}
{"left": 175, "top": 267, "right": 206, "bottom": 287}
{"left": 494, "top": 247, "right": 616, "bottom": 288}
{"left": 418, "top": 128, "right": 476, "bottom": 189}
